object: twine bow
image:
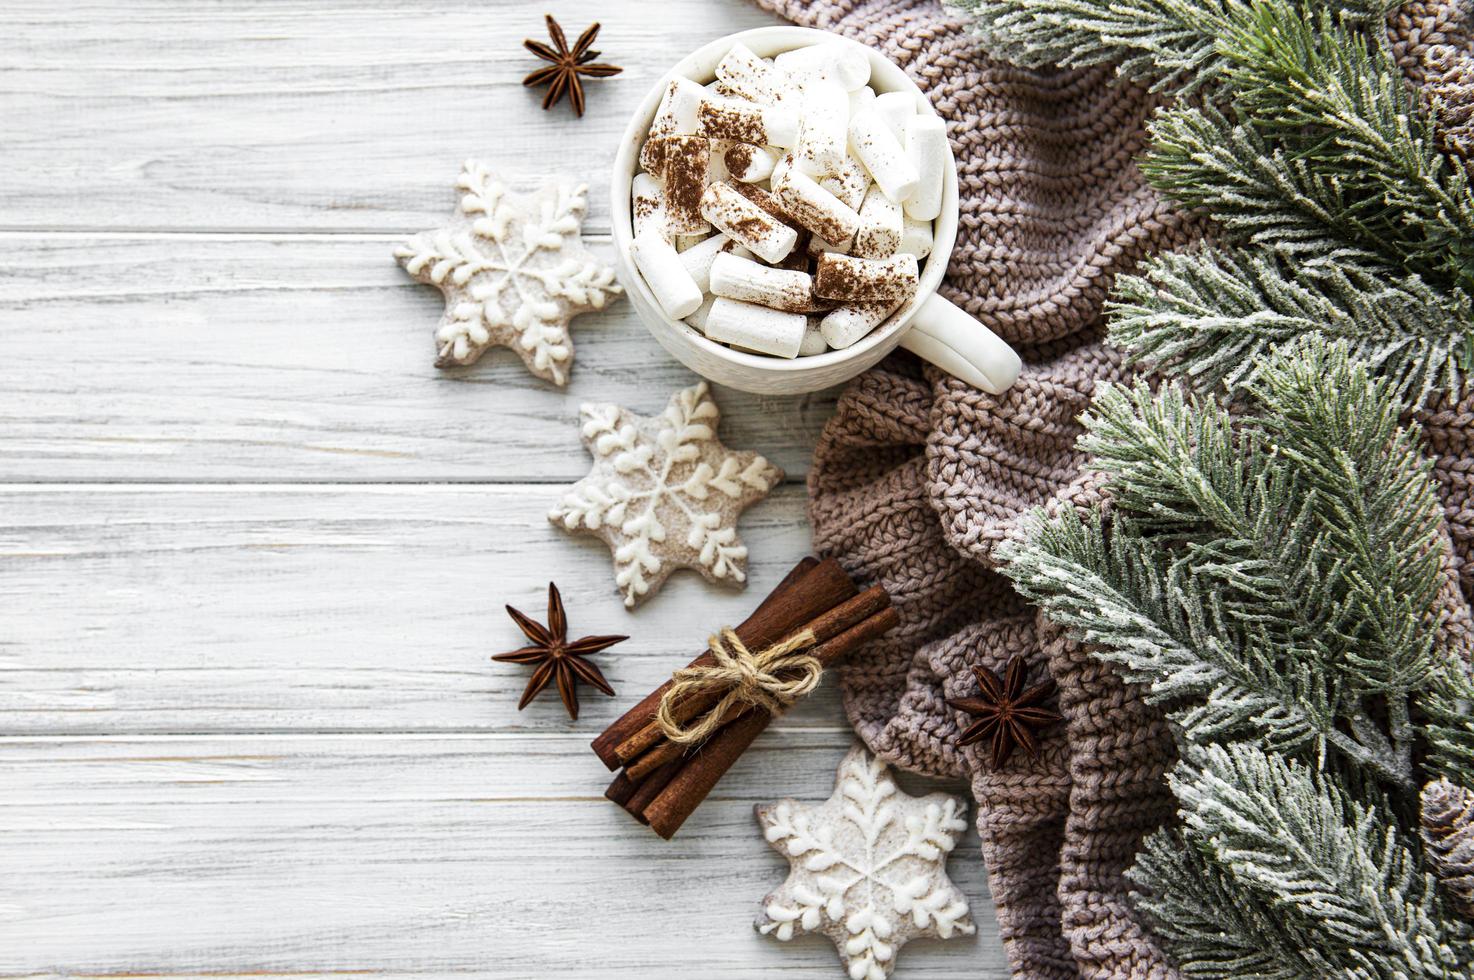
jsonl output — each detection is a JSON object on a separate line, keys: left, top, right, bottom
{"left": 656, "top": 627, "right": 822, "bottom": 745}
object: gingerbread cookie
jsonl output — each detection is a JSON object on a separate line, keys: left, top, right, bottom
{"left": 549, "top": 381, "right": 782, "bottom": 608}
{"left": 756, "top": 744, "right": 975, "bottom": 979}
{"left": 395, "top": 160, "right": 620, "bottom": 383}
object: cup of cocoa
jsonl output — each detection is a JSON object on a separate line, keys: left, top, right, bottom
{"left": 611, "top": 26, "right": 1021, "bottom": 396}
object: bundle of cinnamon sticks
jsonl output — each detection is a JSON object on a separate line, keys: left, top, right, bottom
{"left": 593, "top": 557, "right": 898, "bottom": 838}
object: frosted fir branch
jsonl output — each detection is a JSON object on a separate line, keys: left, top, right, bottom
{"left": 1248, "top": 342, "right": 1446, "bottom": 704}
{"left": 999, "top": 505, "right": 1412, "bottom": 784}
{"left": 1422, "top": 664, "right": 1474, "bottom": 789}
{"left": 1171, "top": 744, "right": 1469, "bottom": 975}
{"left": 1000, "top": 340, "right": 1460, "bottom": 789}
{"left": 1141, "top": 105, "right": 1398, "bottom": 272}
{"left": 1130, "top": 828, "right": 1337, "bottom": 978}
{"left": 948, "top": 0, "right": 1242, "bottom": 92}
{"left": 1216, "top": 2, "right": 1474, "bottom": 292}
{"left": 1108, "top": 246, "right": 1474, "bottom": 402}
{"left": 946, "top": 0, "right": 1391, "bottom": 93}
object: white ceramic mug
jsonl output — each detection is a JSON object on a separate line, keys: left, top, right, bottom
{"left": 610, "top": 26, "right": 1021, "bottom": 397}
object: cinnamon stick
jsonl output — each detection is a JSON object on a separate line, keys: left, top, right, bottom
{"left": 624, "top": 600, "right": 896, "bottom": 782}
{"left": 642, "top": 604, "right": 901, "bottom": 839}
{"left": 591, "top": 556, "right": 853, "bottom": 770}
{"left": 590, "top": 556, "right": 816, "bottom": 769}
{"left": 615, "top": 585, "right": 892, "bottom": 771}
{"left": 604, "top": 771, "right": 638, "bottom": 807}
{"left": 622, "top": 757, "right": 683, "bottom": 823}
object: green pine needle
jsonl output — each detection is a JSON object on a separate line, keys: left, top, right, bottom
{"left": 1107, "top": 246, "right": 1474, "bottom": 402}
{"left": 1167, "top": 744, "right": 1469, "bottom": 975}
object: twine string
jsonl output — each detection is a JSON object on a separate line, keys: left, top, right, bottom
{"left": 656, "top": 627, "right": 822, "bottom": 745}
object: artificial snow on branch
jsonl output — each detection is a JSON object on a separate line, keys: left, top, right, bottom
{"left": 1107, "top": 246, "right": 1474, "bottom": 402}
{"left": 999, "top": 339, "right": 1474, "bottom": 972}
{"left": 951, "top": 0, "right": 1474, "bottom": 399}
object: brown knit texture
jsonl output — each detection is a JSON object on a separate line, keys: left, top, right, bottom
{"left": 749, "top": 0, "right": 1474, "bottom": 975}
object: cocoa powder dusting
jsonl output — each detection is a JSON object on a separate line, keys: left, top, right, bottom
{"left": 661, "top": 136, "right": 710, "bottom": 235}
{"left": 730, "top": 182, "right": 803, "bottom": 233}
{"left": 724, "top": 142, "right": 756, "bottom": 176}
{"left": 777, "top": 187, "right": 852, "bottom": 248}
{"left": 639, "top": 137, "right": 671, "bottom": 178}
{"left": 814, "top": 254, "right": 917, "bottom": 304}
{"left": 697, "top": 102, "right": 766, "bottom": 144}
{"left": 729, "top": 215, "right": 772, "bottom": 239}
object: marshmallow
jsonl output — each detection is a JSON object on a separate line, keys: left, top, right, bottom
{"left": 871, "top": 91, "right": 917, "bottom": 141}
{"left": 678, "top": 234, "right": 753, "bottom": 293}
{"left": 632, "top": 172, "right": 667, "bottom": 242}
{"left": 710, "top": 251, "right": 816, "bottom": 313}
{"left": 847, "top": 85, "right": 877, "bottom": 120}
{"left": 697, "top": 97, "right": 801, "bottom": 148}
{"left": 646, "top": 78, "right": 706, "bottom": 167}
{"left": 853, "top": 183, "right": 903, "bottom": 258}
{"left": 631, "top": 228, "right": 704, "bottom": 320}
{"left": 807, "top": 232, "right": 849, "bottom": 257}
{"left": 903, "top": 115, "right": 946, "bottom": 222}
{"left": 900, "top": 214, "right": 934, "bottom": 259}
{"left": 686, "top": 293, "right": 718, "bottom": 333}
{"left": 725, "top": 142, "right": 780, "bottom": 183}
{"left": 799, "top": 316, "right": 829, "bottom": 356}
{"left": 699, "top": 182, "right": 798, "bottom": 264}
{"left": 729, "top": 181, "right": 800, "bottom": 226}
{"left": 820, "top": 297, "right": 908, "bottom": 349}
{"left": 775, "top": 166, "right": 861, "bottom": 249}
{"left": 704, "top": 297, "right": 807, "bottom": 358}
{"left": 820, "top": 157, "right": 871, "bottom": 212}
{"left": 795, "top": 78, "right": 850, "bottom": 175}
{"left": 715, "top": 43, "right": 789, "bottom": 105}
{"left": 708, "top": 139, "right": 732, "bottom": 185}
{"left": 770, "top": 151, "right": 795, "bottom": 192}
{"left": 849, "top": 110, "right": 920, "bottom": 204}
{"left": 814, "top": 252, "right": 920, "bottom": 303}
{"left": 658, "top": 136, "right": 712, "bottom": 236}
{"left": 775, "top": 42, "right": 871, "bottom": 92}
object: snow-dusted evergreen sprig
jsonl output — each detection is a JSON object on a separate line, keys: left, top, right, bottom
{"left": 999, "top": 339, "right": 1474, "bottom": 973}
{"left": 1141, "top": 106, "right": 1398, "bottom": 276}
{"left": 1138, "top": 2, "right": 1474, "bottom": 295}
{"left": 1142, "top": 744, "right": 1469, "bottom": 977}
{"left": 1215, "top": 2, "right": 1474, "bottom": 292}
{"left": 949, "top": 0, "right": 1243, "bottom": 93}
{"left": 1004, "top": 343, "right": 1446, "bottom": 785}
{"left": 1108, "top": 246, "right": 1474, "bottom": 403}
{"left": 1421, "top": 663, "right": 1474, "bottom": 789}
{"left": 948, "top": 0, "right": 1387, "bottom": 94}
{"left": 952, "top": 0, "right": 1474, "bottom": 399}
{"left": 1132, "top": 828, "right": 1334, "bottom": 978}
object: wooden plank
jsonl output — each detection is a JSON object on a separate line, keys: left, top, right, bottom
{"left": 0, "top": 0, "right": 785, "bottom": 234}
{"left": 0, "top": 484, "right": 855, "bottom": 735}
{"left": 0, "top": 234, "right": 837, "bottom": 481}
{"left": 0, "top": 733, "right": 1007, "bottom": 977}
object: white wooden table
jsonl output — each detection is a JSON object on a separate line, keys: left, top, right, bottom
{"left": 0, "top": 2, "right": 1010, "bottom": 975}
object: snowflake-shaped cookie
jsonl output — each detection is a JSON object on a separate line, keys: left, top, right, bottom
{"left": 756, "top": 744, "right": 975, "bottom": 980}
{"left": 394, "top": 160, "right": 620, "bottom": 383}
{"left": 549, "top": 381, "right": 783, "bottom": 608}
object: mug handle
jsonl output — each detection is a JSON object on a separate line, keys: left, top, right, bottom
{"left": 898, "top": 292, "right": 1022, "bottom": 395}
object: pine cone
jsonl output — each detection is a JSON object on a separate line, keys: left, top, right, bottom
{"left": 1422, "top": 777, "right": 1474, "bottom": 922}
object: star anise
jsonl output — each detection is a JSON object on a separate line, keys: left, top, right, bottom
{"left": 945, "top": 656, "right": 1062, "bottom": 768}
{"left": 493, "top": 582, "right": 625, "bottom": 719}
{"left": 522, "top": 15, "right": 622, "bottom": 118}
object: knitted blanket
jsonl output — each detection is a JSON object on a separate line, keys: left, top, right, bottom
{"left": 748, "top": 0, "right": 1474, "bottom": 975}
